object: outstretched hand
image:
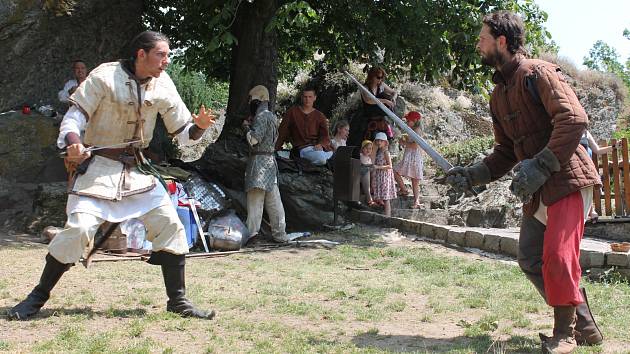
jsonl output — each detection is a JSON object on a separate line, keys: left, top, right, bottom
{"left": 192, "top": 105, "right": 216, "bottom": 130}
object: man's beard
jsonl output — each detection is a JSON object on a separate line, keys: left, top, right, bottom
{"left": 480, "top": 47, "right": 506, "bottom": 68}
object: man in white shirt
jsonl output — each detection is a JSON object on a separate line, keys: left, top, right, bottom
{"left": 58, "top": 60, "right": 88, "bottom": 104}
{"left": 9, "top": 31, "right": 216, "bottom": 321}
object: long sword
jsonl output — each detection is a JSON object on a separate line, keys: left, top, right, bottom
{"left": 188, "top": 196, "right": 210, "bottom": 253}
{"left": 344, "top": 71, "right": 453, "bottom": 172}
{"left": 59, "top": 139, "right": 143, "bottom": 157}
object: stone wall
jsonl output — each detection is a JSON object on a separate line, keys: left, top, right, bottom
{"left": 0, "top": 111, "right": 66, "bottom": 183}
{"left": 0, "top": 0, "right": 143, "bottom": 112}
{"left": 351, "top": 209, "right": 630, "bottom": 281}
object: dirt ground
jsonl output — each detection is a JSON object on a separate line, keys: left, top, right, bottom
{"left": 1, "top": 226, "right": 629, "bottom": 353}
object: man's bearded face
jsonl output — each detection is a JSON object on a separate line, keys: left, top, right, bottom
{"left": 477, "top": 25, "right": 503, "bottom": 67}
{"left": 480, "top": 44, "right": 501, "bottom": 67}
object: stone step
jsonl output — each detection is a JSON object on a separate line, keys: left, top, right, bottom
{"left": 584, "top": 218, "right": 630, "bottom": 242}
{"left": 349, "top": 209, "right": 630, "bottom": 279}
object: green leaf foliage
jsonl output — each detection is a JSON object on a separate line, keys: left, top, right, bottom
{"left": 166, "top": 61, "right": 229, "bottom": 111}
{"left": 584, "top": 39, "right": 630, "bottom": 92}
{"left": 145, "top": 0, "right": 552, "bottom": 90}
{"left": 438, "top": 136, "right": 495, "bottom": 168}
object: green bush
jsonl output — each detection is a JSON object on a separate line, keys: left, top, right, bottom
{"left": 167, "top": 61, "right": 229, "bottom": 111}
{"left": 149, "top": 62, "right": 229, "bottom": 161}
{"left": 613, "top": 128, "right": 630, "bottom": 141}
{"left": 437, "top": 136, "right": 495, "bottom": 168}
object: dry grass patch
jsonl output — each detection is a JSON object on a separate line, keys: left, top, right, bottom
{"left": 0, "top": 226, "right": 628, "bottom": 353}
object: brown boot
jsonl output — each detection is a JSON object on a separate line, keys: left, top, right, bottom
{"left": 540, "top": 306, "right": 577, "bottom": 354}
{"left": 575, "top": 288, "right": 603, "bottom": 345}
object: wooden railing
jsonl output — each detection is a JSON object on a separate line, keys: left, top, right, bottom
{"left": 592, "top": 138, "right": 630, "bottom": 218}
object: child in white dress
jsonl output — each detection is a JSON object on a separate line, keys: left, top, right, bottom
{"left": 359, "top": 140, "right": 375, "bottom": 207}
{"left": 394, "top": 111, "right": 424, "bottom": 208}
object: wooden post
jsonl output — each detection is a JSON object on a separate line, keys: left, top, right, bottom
{"left": 622, "top": 138, "right": 630, "bottom": 216}
{"left": 592, "top": 153, "right": 601, "bottom": 216}
{"left": 612, "top": 139, "right": 622, "bottom": 216}
{"left": 601, "top": 143, "right": 612, "bottom": 216}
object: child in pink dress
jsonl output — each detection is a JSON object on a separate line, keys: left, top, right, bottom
{"left": 394, "top": 111, "right": 424, "bottom": 208}
{"left": 371, "top": 132, "right": 397, "bottom": 216}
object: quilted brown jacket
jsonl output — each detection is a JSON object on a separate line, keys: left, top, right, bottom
{"left": 483, "top": 55, "right": 601, "bottom": 215}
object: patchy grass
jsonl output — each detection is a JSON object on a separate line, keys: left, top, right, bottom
{"left": 1, "top": 225, "right": 629, "bottom": 353}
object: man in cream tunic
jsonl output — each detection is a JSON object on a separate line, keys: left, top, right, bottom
{"left": 9, "top": 31, "right": 216, "bottom": 320}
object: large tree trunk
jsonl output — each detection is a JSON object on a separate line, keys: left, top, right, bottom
{"left": 224, "top": 0, "right": 278, "bottom": 131}
{"left": 0, "top": 0, "right": 143, "bottom": 112}
{"left": 196, "top": 0, "right": 342, "bottom": 231}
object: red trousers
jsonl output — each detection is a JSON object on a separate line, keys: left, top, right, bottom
{"left": 543, "top": 191, "right": 585, "bottom": 306}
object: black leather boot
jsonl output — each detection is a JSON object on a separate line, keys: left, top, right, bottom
{"left": 149, "top": 251, "right": 215, "bottom": 319}
{"left": 7, "top": 254, "right": 71, "bottom": 320}
{"left": 574, "top": 287, "right": 603, "bottom": 345}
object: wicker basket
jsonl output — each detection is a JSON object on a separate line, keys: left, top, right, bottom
{"left": 610, "top": 242, "right": 630, "bottom": 253}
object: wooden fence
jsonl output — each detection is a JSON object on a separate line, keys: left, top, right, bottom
{"left": 592, "top": 138, "right": 630, "bottom": 218}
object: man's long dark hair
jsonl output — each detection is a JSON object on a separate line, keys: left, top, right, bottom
{"left": 128, "top": 31, "right": 170, "bottom": 60}
{"left": 482, "top": 11, "right": 527, "bottom": 55}
{"left": 122, "top": 31, "right": 170, "bottom": 75}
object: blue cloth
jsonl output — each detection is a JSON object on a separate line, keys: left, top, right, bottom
{"left": 580, "top": 133, "right": 592, "bottom": 158}
{"left": 300, "top": 146, "right": 333, "bottom": 165}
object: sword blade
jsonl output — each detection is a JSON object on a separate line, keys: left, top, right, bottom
{"left": 344, "top": 71, "right": 453, "bottom": 172}
{"left": 59, "top": 139, "right": 142, "bottom": 157}
{"left": 188, "top": 197, "right": 210, "bottom": 253}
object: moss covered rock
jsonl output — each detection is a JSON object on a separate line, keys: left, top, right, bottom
{"left": 0, "top": 111, "right": 67, "bottom": 183}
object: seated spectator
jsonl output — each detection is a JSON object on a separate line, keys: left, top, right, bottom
{"left": 275, "top": 87, "right": 332, "bottom": 165}
{"left": 348, "top": 66, "right": 397, "bottom": 147}
{"left": 58, "top": 60, "right": 88, "bottom": 105}
{"left": 330, "top": 120, "right": 349, "bottom": 151}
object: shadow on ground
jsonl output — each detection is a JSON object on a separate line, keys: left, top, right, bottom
{"left": 0, "top": 232, "right": 45, "bottom": 248}
{"left": 352, "top": 332, "right": 538, "bottom": 353}
{"left": 0, "top": 306, "right": 148, "bottom": 321}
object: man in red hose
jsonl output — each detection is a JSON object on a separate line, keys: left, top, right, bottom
{"left": 447, "top": 10, "right": 603, "bottom": 353}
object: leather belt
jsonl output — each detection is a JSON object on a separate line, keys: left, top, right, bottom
{"left": 94, "top": 148, "right": 138, "bottom": 167}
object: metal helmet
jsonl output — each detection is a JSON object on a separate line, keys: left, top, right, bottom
{"left": 248, "top": 85, "right": 269, "bottom": 101}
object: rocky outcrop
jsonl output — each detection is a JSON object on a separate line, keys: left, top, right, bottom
{"left": 447, "top": 178, "right": 522, "bottom": 228}
{"left": 0, "top": 110, "right": 66, "bottom": 183}
{"left": 0, "top": 0, "right": 143, "bottom": 112}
